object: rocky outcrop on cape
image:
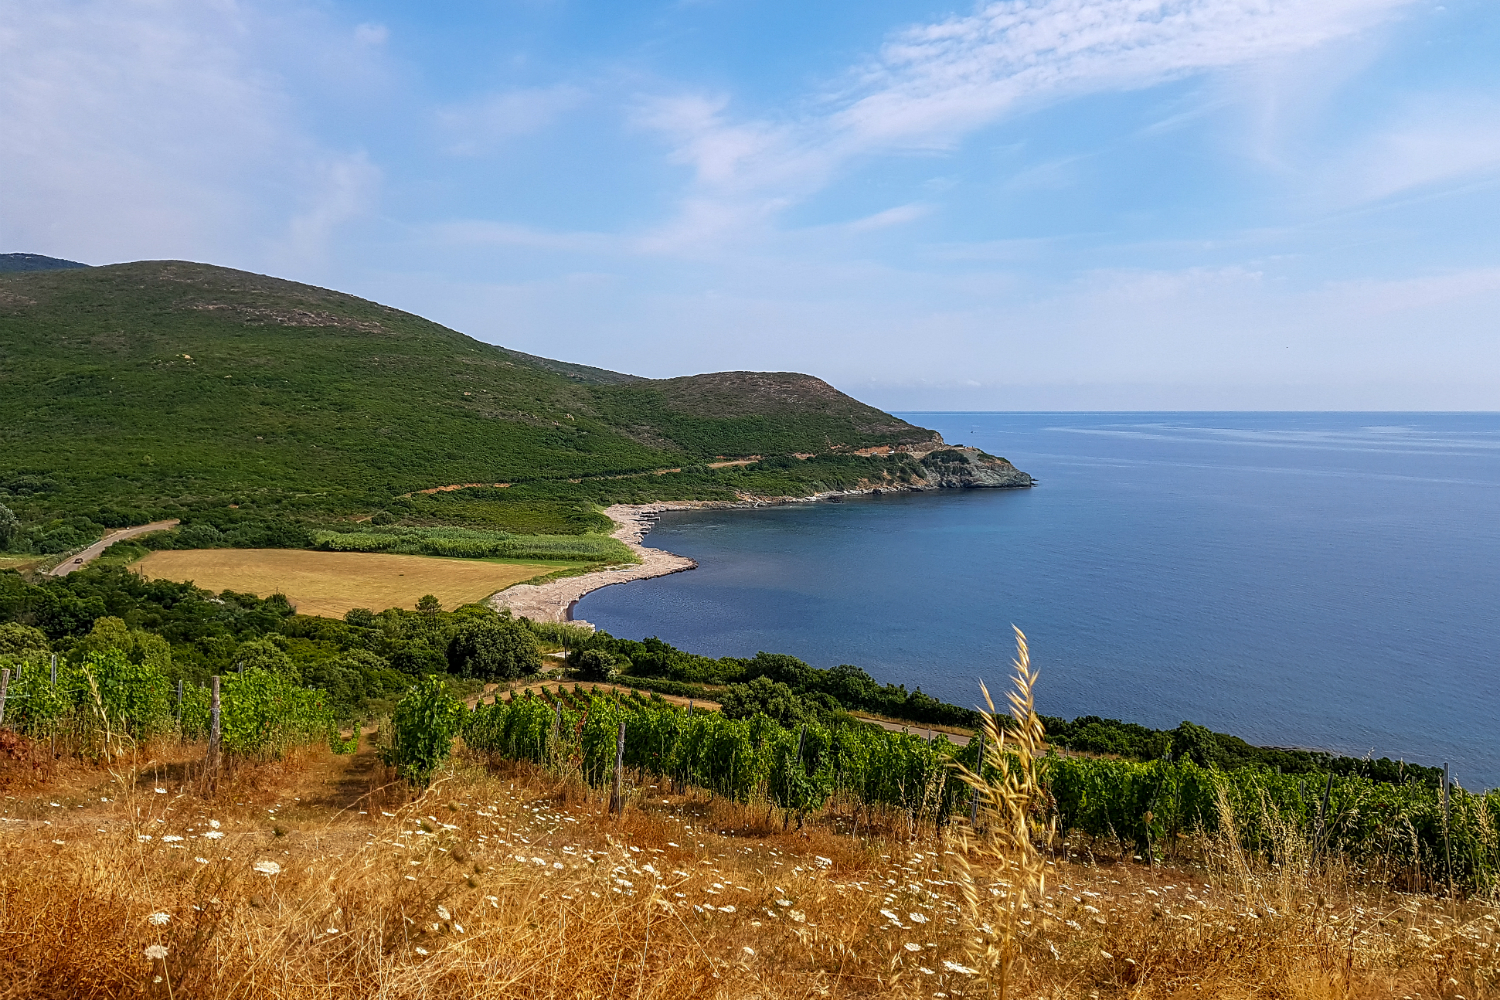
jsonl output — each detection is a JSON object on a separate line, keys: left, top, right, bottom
{"left": 915, "top": 446, "right": 1034, "bottom": 489}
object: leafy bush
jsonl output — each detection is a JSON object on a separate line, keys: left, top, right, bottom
{"left": 382, "top": 676, "right": 465, "bottom": 786}
{"left": 719, "top": 676, "right": 806, "bottom": 725}
{"left": 445, "top": 617, "right": 541, "bottom": 681}
{"left": 574, "top": 649, "right": 620, "bottom": 681}
{"left": 0, "top": 622, "right": 48, "bottom": 658}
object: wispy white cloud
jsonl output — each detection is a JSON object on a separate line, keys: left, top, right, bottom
{"left": 279, "top": 152, "right": 382, "bottom": 267}
{"left": 353, "top": 22, "right": 389, "bottom": 47}
{"left": 437, "top": 85, "right": 586, "bottom": 156}
{"left": 838, "top": 0, "right": 1414, "bottom": 149}
{"left": 631, "top": 0, "right": 1421, "bottom": 243}
{"left": 0, "top": 0, "right": 381, "bottom": 267}
{"left": 1340, "top": 97, "right": 1500, "bottom": 203}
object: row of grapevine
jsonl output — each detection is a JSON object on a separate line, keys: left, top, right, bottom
{"left": 0, "top": 649, "right": 351, "bottom": 761}
{"left": 1047, "top": 756, "right": 1500, "bottom": 891}
{"left": 458, "top": 686, "right": 1500, "bottom": 891}
{"left": 463, "top": 687, "right": 971, "bottom": 820}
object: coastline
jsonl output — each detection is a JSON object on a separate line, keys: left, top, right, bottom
{"left": 487, "top": 503, "right": 704, "bottom": 626}
{"left": 488, "top": 472, "right": 1036, "bottom": 626}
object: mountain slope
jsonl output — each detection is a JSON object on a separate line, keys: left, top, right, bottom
{"left": 0, "top": 253, "right": 90, "bottom": 273}
{"left": 0, "top": 261, "right": 1004, "bottom": 535}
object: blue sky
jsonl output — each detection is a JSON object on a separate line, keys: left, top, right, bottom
{"left": 3, "top": 0, "right": 1498, "bottom": 409}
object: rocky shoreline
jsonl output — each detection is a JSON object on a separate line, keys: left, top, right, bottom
{"left": 487, "top": 446, "right": 1033, "bottom": 627}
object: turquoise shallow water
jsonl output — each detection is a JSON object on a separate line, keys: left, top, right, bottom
{"left": 575, "top": 413, "right": 1500, "bottom": 786}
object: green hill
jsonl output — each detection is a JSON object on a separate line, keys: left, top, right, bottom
{"left": 0, "top": 261, "right": 1013, "bottom": 553}
{"left": 0, "top": 253, "right": 90, "bottom": 273}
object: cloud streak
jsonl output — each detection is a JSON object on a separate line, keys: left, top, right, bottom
{"left": 638, "top": 0, "right": 1420, "bottom": 238}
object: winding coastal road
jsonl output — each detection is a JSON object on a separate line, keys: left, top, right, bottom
{"left": 47, "top": 519, "right": 179, "bottom": 576}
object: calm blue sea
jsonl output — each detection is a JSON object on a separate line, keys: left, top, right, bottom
{"left": 575, "top": 413, "right": 1500, "bottom": 786}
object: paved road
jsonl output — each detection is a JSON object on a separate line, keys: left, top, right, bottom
{"left": 48, "top": 519, "right": 180, "bottom": 576}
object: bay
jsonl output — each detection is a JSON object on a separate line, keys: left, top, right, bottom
{"left": 574, "top": 413, "right": 1500, "bottom": 786}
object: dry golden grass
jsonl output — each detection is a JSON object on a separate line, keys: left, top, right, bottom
{"left": 132, "top": 548, "right": 562, "bottom": 617}
{"left": 0, "top": 727, "right": 1497, "bottom": 1000}
{"left": 0, "top": 553, "right": 46, "bottom": 573}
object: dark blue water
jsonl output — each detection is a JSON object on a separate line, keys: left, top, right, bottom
{"left": 576, "top": 414, "right": 1500, "bottom": 786}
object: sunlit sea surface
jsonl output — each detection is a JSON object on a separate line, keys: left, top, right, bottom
{"left": 575, "top": 414, "right": 1500, "bottom": 786}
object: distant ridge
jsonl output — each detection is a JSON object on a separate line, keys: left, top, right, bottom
{"left": 0, "top": 253, "right": 90, "bottom": 273}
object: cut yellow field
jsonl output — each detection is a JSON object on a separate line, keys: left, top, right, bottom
{"left": 133, "top": 548, "right": 561, "bottom": 618}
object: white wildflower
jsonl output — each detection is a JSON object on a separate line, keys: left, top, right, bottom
{"left": 880, "top": 909, "right": 900, "bottom": 921}
{"left": 202, "top": 830, "right": 224, "bottom": 840}
{"left": 719, "top": 905, "right": 736, "bottom": 914}
{"left": 162, "top": 835, "right": 184, "bottom": 843}
{"left": 208, "top": 820, "right": 220, "bottom": 829}
{"left": 144, "top": 944, "right": 169, "bottom": 960}
{"left": 435, "top": 905, "right": 452, "bottom": 921}
{"left": 942, "top": 960, "right": 978, "bottom": 975}
{"left": 195, "top": 857, "right": 208, "bottom": 864}
{"left": 908, "top": 912, "right": 927, "bottom": 924}
{"left": 904, "top": 942, "right": 922, "bottom": 952}
{"left": 1100, "top": 950, "right": 1113, "bottom": 959}
{"left": 789, "top": 910, "right": 806, "bottom": 923}
{"left": 147, "top": 912, "right": 170, "bottom": 926}
{"left": 253, "top": 860, "right": 282, "bottom": 876}
{"left": 742, "top": 946, "right": 755, "bottom": 956}
{"left": 414, "top": 947, "right": 429, "bottom": 956}
{"left": 154, "top": 788, "right": 167, "bottom": 794}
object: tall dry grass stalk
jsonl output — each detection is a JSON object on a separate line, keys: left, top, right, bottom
{"left": 954, "top": 625, "right": 1055, "bottom": 999}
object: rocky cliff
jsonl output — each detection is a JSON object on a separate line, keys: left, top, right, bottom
{"left": 916, "top": 446, "right": 1034, "bottom": 489}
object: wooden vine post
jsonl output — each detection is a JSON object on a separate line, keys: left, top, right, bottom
{"left": 206, "top": 676, "right": 222, "bottom": 782}
{"left": 609, "top": 720, "right": 626, "bottom": 815}
{"left": 1442, "top": 763, "right": 1452, "bottom": 894}
{"left": 0, "top": 668, "right": 9, "bottom": 727}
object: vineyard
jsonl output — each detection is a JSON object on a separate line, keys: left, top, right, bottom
{"left": 451, "top": 684, "right": 1500, "bottom": 893}
{"left": 0, "top": 648, "right": 350, "bottom": 762}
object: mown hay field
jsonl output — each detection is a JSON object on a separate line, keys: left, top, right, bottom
{"left": 132, "top": 548, "right": 562, "bottom": 617}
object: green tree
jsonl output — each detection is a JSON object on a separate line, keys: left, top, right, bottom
{"left": 232, "top": 637, "right": 299, "bottom": 681}
{"left": 343, "top": 607, "right": 375, "bottom": 629}
{"left": 719, "top": 675, "right": 807, "bottom": 725}
{"left": 0, "top": 502, "right": 18, "bottom": 550}
{"left": 574, "top": 648, "right": 619, "bottom": 682}
{"left": 445, "top": 616, "right": 541, "bottom": 681}
{"left": 382, "top": 675, "right": 464, "bottom": 786}
{"left": 72, "top": 616, "right": 172, "bottom": 675}
{"left": 1170, "top": 721, "right": 1223, "bottom": 769}
{"left": 0, "top": 622, "right": 49, "bottom": 658}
